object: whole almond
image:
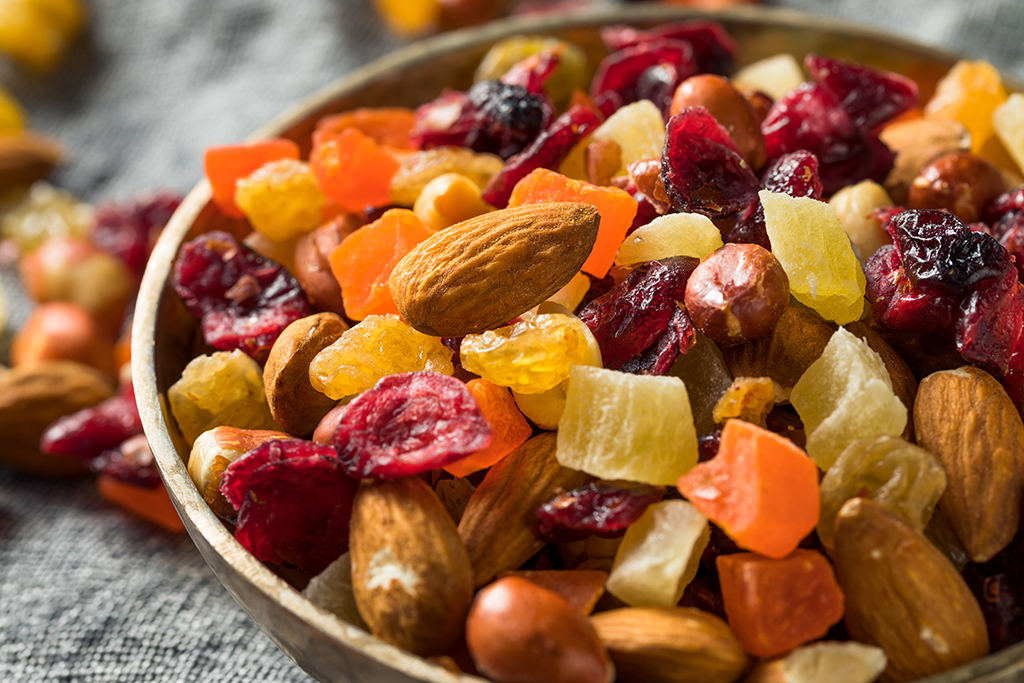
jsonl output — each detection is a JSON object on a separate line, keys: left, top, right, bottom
{"left": 590, "top": 607, "right": 746, "bottom": 683}
{"left": 389, "top": 202, "right": 600, "bottom": 337}
{"left": 0, "top": 360, "right": 114, "bottom": 476}
{"left": 914, "top": 366, "right": 1024, "bottom": 562}
{"left": 349, "top": 477, "right": 473, "bottom": 656}
{"left": 458, "top": 431, "right": 589, "bottom": 587}
{"left": 263, "top": 312, "right": 348, "bottom": 436}
{"left": 832, "top": 498, "right": 988, "bottom": 683}
{"left": 0, "top": 132, "right": 64, "bottom": 189}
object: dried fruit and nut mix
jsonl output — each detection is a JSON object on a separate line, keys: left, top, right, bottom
{"left": 168, "top": 21, "right": 1024, "bottom": 683}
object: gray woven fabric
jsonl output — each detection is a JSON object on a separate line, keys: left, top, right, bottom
{"left": 0, "top": 1, "right": 1022, "bottom": 682}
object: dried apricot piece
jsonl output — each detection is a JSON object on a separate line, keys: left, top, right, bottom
{"left": 443, "top": 378, "right": 532, "bottom": 478}
{"left": 676, "top": 419, "right": 819, "bottom": 559}
{"left": 508, "top": 168, "right": 637, "bottom": 277}
{"left": 204, "top": 139, "right": 300, "bottom": 218}
{"left": 328, "top": 209, "right": 433, "bottom": 321}
{"left": 313, "top": 107, "right": 416, "bottom": 149}
{"left": 311, "top": 126, "right": 401, "bottom": 213}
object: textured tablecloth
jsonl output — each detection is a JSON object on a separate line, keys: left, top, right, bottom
{"left": 1, "top": 1, "right": 1022, "bottom": 681}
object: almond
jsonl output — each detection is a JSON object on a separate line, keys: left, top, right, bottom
{"left": 263, "top": 312, "right": 348, "bottom": 436}
{"left": 389, "top": 202, "right": 600, "bottom": 337}
{"left": 914, "top": 366, "right": 1024, "bottom": 562}
{"left": 831, "top": 498, "right": 988, "bottom": 683}
{"left": 349, "top": 477, "right": 473, "bottom": 656}
{"left": 0, "top": 360, "right": 114, "bottom": 476}
{"left": 0, "top": 132, "right": 64, "bottom": 189}
{"left": 879, "top": 117, "right": 970, "bottom": 205}
{"left": 590, "top": 607, "right": 747, "bottom": 683}
{"left": 458, "top": 431, "right": 589, "bottom": 587}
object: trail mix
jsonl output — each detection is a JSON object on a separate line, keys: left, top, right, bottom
{"left": 170, "top": 20, "right": 1024, "bottom": 683}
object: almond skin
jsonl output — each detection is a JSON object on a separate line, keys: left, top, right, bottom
{"left": 914, "top": 366, "right": 1024, "bottom": 562}
{"left": 349, "top": 477, "right": 473, "bottom": 656}
{"left": 832, "top": 498, "right": 988, "bottom": 683}
{"left": 389, "top": 202, "right": 600, "bottom": 337}
{"left": 458, "top": 431, "right": 589, "bottom": 587}
{"left": 590, "top": 607, "right": 747, "bottom": 683}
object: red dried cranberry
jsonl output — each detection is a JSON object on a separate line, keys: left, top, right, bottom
{"left": 536, "top": 483, "right": 664, "bottom": 543}
{"left": 963, "top": 531, "right": 1024, "bottom": 651}
{"left": 805, "top": 54, "right": 918, "bottom": 133}
{"left": 578, "top": 256, "right": 698, "bottom": 369}
{"left": 865, "top": 244, "right": 957, "bottom": 333}
{"left": 986, "top": 185, "right": 1024, "bottom": 222}
{"left": 333, "top": 371, "right": 491, "bottom": 480}
{"left": 956, "top": 270, "right": 1024, "bottom": 375}
{"left": 590, "top": 39, "right": 696, "bottom": 115}
{"left": 89, "top": 433, "right": 161, "bottom": 488}
{"left": 600, "top": 20, "right": 738, "bottom": 75}
{"left": 173, "top": 230, "right": 310, "bottom": 363}
{"left": 635, "top": 62, "right": 682, "bottom": 119}
{"left": 221, "top": 439, "right": 358, "bottom": 573}
{"left": 697, "top": 431, "right": 722, "bottom": 462}
{"left": 40, "top": 380, "right": 142, "bottom": 461}
{"left": 499, "top": 50, "right": 560, "bottom": 94}
{"left": 482, "top": 103, "right": 602, "bottom": 207}
{"left": 411, "top": 80, "right": 553, "bottom": 160}
{"left": 991, "top": 210, "right": 1024, "bottom": 282}
{"left": 661, "top": 107, "right": 760, "bottom": 218}
{"left": 94, "top": 191, "right": 183, "bottom": 281}
{"left": 616, "top": 306, "right": 695, "bottom": 376}
{"left": 1004, "top": 338, "right": 1024, "bottom": 411}
{"left": 726, "top": 151, "right": 823, "bottom": 249}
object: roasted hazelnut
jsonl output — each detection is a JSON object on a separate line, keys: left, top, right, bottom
{"left": 293, "top": 216, "right": 361, "bottom": 315}
{"left": 908, "top": 152, "right": 1007, "bottom": 223}
{"left": 684, "top": 243, "right": 790, "bottom": 346}
{"left": 670, "top": 74, "right": 767, "bottom": 171}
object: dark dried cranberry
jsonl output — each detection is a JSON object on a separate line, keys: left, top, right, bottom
{"left": 963, "top": 531, "right": 1024, "bottom": 651}
{"left": 991, "top": 210, "right": 1024, "bottom": 282}
{"left": 805, "top": 54, "right": 918, "bottom": 133}
{"left": 865, "top": 244, "right": 957, "bottom": 333}
{"left": 411, "top": 80, "right": 553, "bottom": 160}
{"left": 499, "top": 50, "right": 560, "bottom": 94}
{"left": 333, "top": 371, "right": 491, "bottom": 480}
{"left": 617, "top": 305, "right": 695, "bottom": 375}
{"left": 661, "top": 107, "right": 760, "bottom": 219}
{"left": 173, "top": 230, "right": 310, "bottom": 363}
{"left": 956, "top": 271, "right": 1024, "bottom": 375}
{"left": 986, "top": 185, "right": 1024, "bottom": 222}
{"left": 536, "top": 483, "right": 664, "bottom": 543}
{"left": 590, "top": 39, "right": 696, "bottom": 114}
{"left": 697, "top": 431, "right": 722, "bottom": 462}
{"left": 578, "top": 256, "right": 699, "bottom": 369}
{"left": 680, "top": 576, "right": 727, "bottom": 621}
{"left": 1004, "top": 338, "right": 1024, "bottom": 411}
{"left": 726, "top": 151, "right": 823, "bottom": 248}
{"left": 221, "top": 439, "right": 358, "bottom": 573}
{"left": 482, "top": 103, "right": 602, "bottom": 207}
{"left": 90, "top": 434, "right": 161, "bottom": 488}
{"left": 40, "top": 381, "right": 143, "bottom": 460}
{"left": 600, "top": 20, "right": 738, "bottom": 75}
{"left": 94, "top": 191, "right": 183, "bottom": 281}
{"left": 635, "top": 62, "right": 681, "bottom": 119}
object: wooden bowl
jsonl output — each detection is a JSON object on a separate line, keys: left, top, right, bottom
{"left": 133, "top": 5, "right": 1024, "bottom": 682}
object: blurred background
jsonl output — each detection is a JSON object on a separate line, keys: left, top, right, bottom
{"left": 0, "top": 0, "right": 1022, "bottom": 681}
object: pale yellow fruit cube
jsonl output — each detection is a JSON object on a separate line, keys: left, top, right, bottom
{"left": 560, "top": 99, "right": 666, "bottom": 179}
{"left": 828, "top": 180, "right": 894, "bottom": 262}
{"left": 615, "top": 213, "right": 723, "bottom": 265}
{"left": 557, "top": 365, "right": 698, "bottom": 485}
{"left": 994, "top": 92, "right": 1024, "bottom": 174}
{"left": 783, "top": 642, "right": 887, "bottom": 683}
{"left": 731, "top": 54, "right": 805, "bottom": 101}
{"left": 790, "top": 327, "right": 907, "bottom": 469}
{"left": 761, "top": 190, "right": 867, "bottom": 324}
{"left": 605, "top": 500, "right": 709, "bottom": 607}
{"left": 545, "top": 272, "right": 591, "bottom": 311}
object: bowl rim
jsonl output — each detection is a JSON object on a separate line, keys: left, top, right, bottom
{"left": 133, "top": 5, "right": 1024, "bottom": 683}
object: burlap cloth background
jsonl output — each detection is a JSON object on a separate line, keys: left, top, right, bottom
{"left": 1, "top": 0, "right": 1022, "bottom": 681}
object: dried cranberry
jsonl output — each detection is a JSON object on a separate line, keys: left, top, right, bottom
{"left": 680, "top": 576, "right": 727, "bottom": 621}
{"left": 956, "top": 271, "right": 1024, "bottom": 375}
{"left": 94, "top": 191, "right": 183, "bottom": 281}
{"left": 333, "top": 371, "right": 491, "bottom": 480}
{"left": 536, "top": 483, "right": 664, "bottom": 543}
{"left": 697, "top": 430, "right": 722, "bottom": 462}
{"left": 411, "top": 80, "right": 553, "bottom": 160}
{"left": 991, "top": 210, "right": 1024, "bottom": 282}
{"left": 865, "top": 244, "right": 957, "bottom": 333}
{"left": 90, "top": 433, "right": 161, "bottom": 488}
{"left": 40, "top": 381, "right": 143, "bottom": 461}
{"left": 173, "top": 230, "right": 310, "bottom": 363}
{"left": 635, "top": 62, "right": 681, "bottom": 119}
{"left": 805, "top": 54, "right": 918, "bottom": 133}
{"left": 600, "top": 20, "right": 738, "bottom": 75}
{"left": 482, "top": 103, "right": 602, "bottom": 207}
{"left": 1004, "top": 338, "right": 1024, "bottom": 411}
{"left": 963, "top": 531, "right": 1024, "bottom": 651}
{"left": 726, "top": 151, "right": 823, "bottom": 248}
{"left": 590, "top": 39, "right": 696, "bottom": 115}
{"left": 221, "top": 439, "right": 357, "bottom": 573}
{"left": 578, "top": 256, "right": 698, "bottom": 369}
{"left": 617, "top": 305, "right": 695, "bottom": 375}
{"left": 499, "top": 50, "right": 560, "bottom": 94}
{"left": 986, "top": 185, "right": 1024, "bottom": 222}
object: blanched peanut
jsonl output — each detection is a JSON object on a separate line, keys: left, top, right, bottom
{"left": 829, "top": 180, "right": 895, "bottom": 262}
{"left": 413, "top": 172, "right": 493, "bottom": 230}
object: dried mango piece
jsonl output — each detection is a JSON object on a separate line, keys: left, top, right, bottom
{"left": 925, "top": 60, "right": 1007, "bottom": 155}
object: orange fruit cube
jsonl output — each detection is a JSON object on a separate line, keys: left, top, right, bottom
{"left": 444, "top": 379, "right": 532, "bottom": 477}
{"left": 204, "top": 138, "right": 300, "bottom": 218}
{"left": 313, "top": 107, "right": 417, "bottom": 149}
{"left": 311, "top": 127, "right": 402, "bottom": 213}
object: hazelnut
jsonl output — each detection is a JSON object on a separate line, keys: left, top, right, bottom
{"left": 312, "top": 403, "right": 348, "bottom": 445}
{"left": 466, "top": 576, "right": 614, "bottom": 683}
{"left": 671, "top": 75, "right": 767, "bottom": 171}
{"left": 11, "top": 301, "right": 118, "bottom": 377}
{"left": 908, "top": 152, "right": 1007, "bottom": 224}
{"left": 684, "top": 243, "right": 790, "bottom": 346}
{"left": 293, "top": 216, "right": 361, "bottom": 315}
